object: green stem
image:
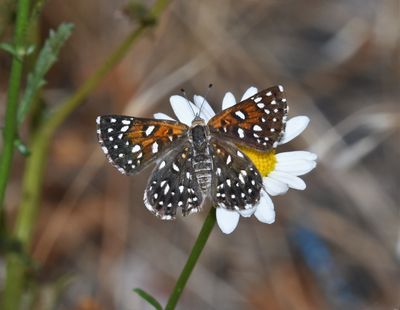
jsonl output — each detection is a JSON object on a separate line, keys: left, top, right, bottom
{"left": 0, "top": 0, "right": 30, "bottom": 223}
{"left": 165, "top": 207, "right": 216, "bottom": 310}
{"left": 3, "top": 1, "right": 171, "bottom": 309}
{"left": 2, "top": 128, "right": 49, "bottom": 310}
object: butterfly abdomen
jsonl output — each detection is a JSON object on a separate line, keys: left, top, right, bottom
{"left": 193, "top": 154, "right": 213, "bottom": 192}
{"left": 190, "top": 124, "right": 213, "bottom": 192}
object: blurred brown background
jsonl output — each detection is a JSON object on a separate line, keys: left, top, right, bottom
{"left": 1, "top": 0, "right": 399, "bottom": 309}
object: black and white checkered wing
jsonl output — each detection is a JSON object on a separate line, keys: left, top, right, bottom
{"left": 144, "top": 143, "right": 204, "bottom": 220}
{"left": 96, "top": 115, "right": 188, "bottom": 175}
{"left": 210, "top": 138, "right": 263, "bottom": 211}
{"left": 208, "top": 85, "right": 288, "bottom": 151}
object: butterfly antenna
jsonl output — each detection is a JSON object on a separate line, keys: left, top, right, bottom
{"left": 197, "top": 83, "right": 213, "bottom": 118}
{"left": 180, "top": 88, "right": 196, "bottom": 118}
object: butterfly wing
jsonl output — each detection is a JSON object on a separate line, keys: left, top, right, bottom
{"left": 208, "top": 85, "right": 288, "bottom": 151}
{"left": 144, "top": 143, "right": 203, "bottom": 220}
{"left": 210, "top": 138, "right": 263, "bottom": 211}
{"left": 97, "top": 115, "right": 188, "bottom": 175}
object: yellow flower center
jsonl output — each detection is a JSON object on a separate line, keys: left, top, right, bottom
{"left": 239, "top": 146, "right": 277, "bottom": 177}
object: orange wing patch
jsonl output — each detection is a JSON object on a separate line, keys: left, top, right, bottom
{"left": 97, "top": 116, "right": 188, "bottom": 175}
{"left": 127, "top": 119, "right": 187, "bottom": 146}
{"left": 208, "top": 86, "right": 288, "bottom": 151}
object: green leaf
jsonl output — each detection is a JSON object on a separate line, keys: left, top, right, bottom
{"left": 25, "top": 44, "right": 35, "bottom": 55}
{"left": 0, "top": 42, "right": 35, "bottom": 59}
{"left": 18, "top": 22, "right": 74, "bottom": 124}
{"left": 30, "top": 0, "right": 48, "bottom": 23}
{"left": 133, "top": 288, "right": 163, "bottom": 310}
{"left": 0, "top": 42, "right": 18, "bottom": 56}
{"left": 14, "top": 138, "right": 31, "bottom": 156}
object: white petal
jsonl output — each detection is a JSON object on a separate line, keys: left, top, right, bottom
{"left": 238, "top": 206, "right": 257, "bottom": 217}
{"left": 241, "top": 87, "right": 258, "bottom": 101}
{"left": 153, "top": 112, "right": 176, "bottom": 121}
{"left": 222, "top": 92, "right": 236, "bottom": 110}
{"left": 254, "top": 193, "right": 275, "bottom": 224}
{"left": 263, "top": 177, "right": 289, "bottom": 196}
{"left": 279, "top": 116, "right": 310, "bottom": 145}
{"left": 169, "top": 95, "right": 198, "bottom": 126}
{"left": 268, "top": 171, "right": 306, "bottom": 190}
{"left": 193, "top": 95, "right": 215, "bottom": 121}
{"left": 275, "top": 160, "right": 317, "bottom": 176}
{"left": 276, "top": 151, "right": 317, "bottom": 162}
{"left": 216, "top": 208, "right": 240, "bottom": 234}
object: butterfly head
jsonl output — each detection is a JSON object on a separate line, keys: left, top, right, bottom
{"left": 191, "top": 115, "right": 206, "bottom": 126}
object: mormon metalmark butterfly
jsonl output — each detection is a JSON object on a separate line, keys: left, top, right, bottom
{"left": 96, "top": 86, "right": 288, "bottom": 220}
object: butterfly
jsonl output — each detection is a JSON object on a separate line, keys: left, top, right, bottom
{"left": 96, "top": 86, "right": 288, "bottom": 220}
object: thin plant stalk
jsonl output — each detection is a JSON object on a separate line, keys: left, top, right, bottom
{"left": 0, "top": 0, "right": 30, "bottom": 222}
{"left": 165, "top": 207, "right": 216, "bottom": 310}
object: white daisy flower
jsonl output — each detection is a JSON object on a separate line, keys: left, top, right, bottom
{"left": 155, "top": 87, "right": 317, "bottom": 234}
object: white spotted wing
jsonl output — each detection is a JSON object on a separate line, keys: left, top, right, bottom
{"left": 210, "top": 138, "right": 263, "bottom": 211}
{"left": 144, "top": 143, "right": 203, "bottom": 219}
{"left": 97, "top": 85, "right": 289, "bottom": 220}
{"left": 97, "top": 115, "right": 188, "bottom": 175}
{"left": 208, "top": 85, "right": 288, "bottom": 151}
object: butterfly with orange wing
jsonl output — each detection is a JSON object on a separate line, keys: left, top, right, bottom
{"left": 96, "top": 86, "right": 288, "bottom": 219}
